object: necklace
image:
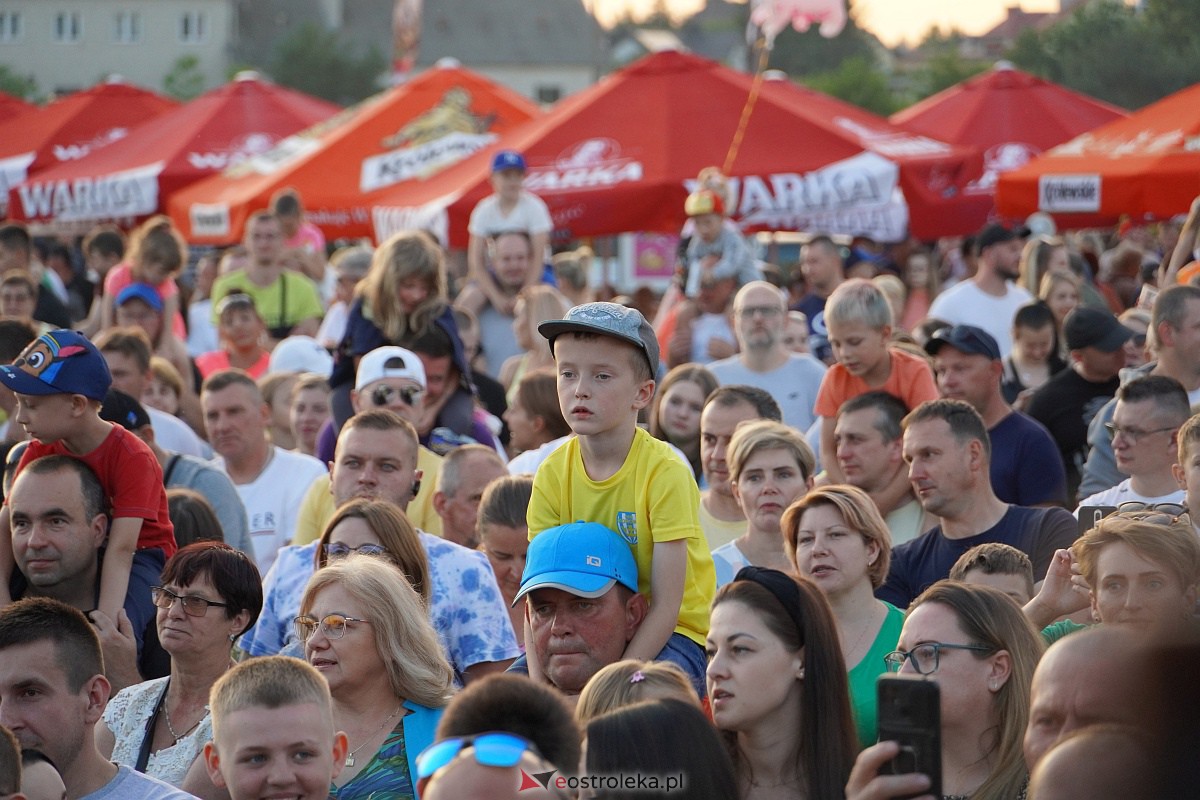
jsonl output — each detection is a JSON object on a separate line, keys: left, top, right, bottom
{"left": 163, "top": 698, "right": 206, "bottom": 744}
{"left": 842, "top": 603, "right": 883, "bottom": 665}
{"left": 344, "top": 705, "right": 402, "bottom": 767}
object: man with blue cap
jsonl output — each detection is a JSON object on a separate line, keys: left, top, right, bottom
{"left": 508, "top": 522, "right": 648, "bottom": 700}
{"left": 460, "top": 149, "right": 552, "bottom": 324}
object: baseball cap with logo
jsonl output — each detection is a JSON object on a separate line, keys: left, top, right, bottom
{"left": 539, "top": 302, "right": 660, "bottom": 377}
{"left": 924, "top": 325, "right": 1002, "bottom": 361}
{"left": 115, "top": 283, "right": 164, "bottom": 313}
{"left": 512, "top": 522, "right": 639, "bottom": 606}
{"left": 355, "top": 346, "right": 427, "bottom": 392}
{"left": 0, "top": 330, "right": 111, "bottom": 401}
{"left": 491, "top": 150, "right": 526, "bottom": 174}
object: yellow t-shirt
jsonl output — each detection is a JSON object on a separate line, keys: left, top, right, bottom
{"left": 291, "top": 446, "right": 444, "bottom": 543}
{"left": 210, "top": 269, "right": 323, "bottom": 330}
{"left": 528, "top": 427, "right": 715, "bottom": 646}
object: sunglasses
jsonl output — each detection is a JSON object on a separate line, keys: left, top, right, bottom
{"left": 415, "top": 732, "right": 541, "bottom": 783}
{"left": 371, "top": 384, "right": 423, "bottom": 407}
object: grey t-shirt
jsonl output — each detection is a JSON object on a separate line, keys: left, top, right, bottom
{"left": 80, "top": 764, "right": 198, "bottom": 799}
{"left": 708, "top": 352, "right": 828, "bottom": 432}
{"left": 163, "top": 452, "right": 254, "bottom": 560}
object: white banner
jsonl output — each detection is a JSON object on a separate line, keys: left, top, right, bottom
{"left": 189, "top": 203, "right": 232, "bottom": 238}
{"left": 15, "top": 161, "right": 164, "bottom": 221}
{"left": 371, "top": 199, "right": 451, "bottom": 245}
{"left": 360, "top": 131, "right": 495, "bottom": 193}
{"left": 1039, "top": 174, "right": 1101, "bottom": 213}
{"left": 698, "top": 151, "right": 910, "bottom": 242}
{"left": 0, "top": 152, "right": 36, "bottom": 211}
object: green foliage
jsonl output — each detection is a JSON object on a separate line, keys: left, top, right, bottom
{"left": 764, "top": 2, "right": 877, "bottom": 78}
{"left": 911, "top": 50, "right": 988, "bottom": 100}
{"left": 0, "top": 64, "right": 37, "bottom": 101}
{"left": 267, "top": 23, "right": 387, "bottom": 106}
{"left": 1008, "top": 0, "right": 1200, "bottom": 109}
{"left": 163, "top": 55, "right": 205, "bottom": 101}
{"left": 803, "top": 55, "right": 899, "bottom": 116}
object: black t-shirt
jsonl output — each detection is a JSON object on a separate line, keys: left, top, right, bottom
{"left": 877, "top": 504, "right": 1078, "bottom": 608}
{"left": 1025, "top": 366, "right": 1119, "bottom": 499}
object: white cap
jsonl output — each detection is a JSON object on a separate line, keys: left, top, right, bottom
{"left": 268, "top": 336, "right": 333, "bottom": 376}
{"left": 355, "top": 346, "right": 426, "bottom": 391}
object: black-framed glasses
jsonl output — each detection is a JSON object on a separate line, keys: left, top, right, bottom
{"left": 293, "top": 613, "right": 371, "bottom": 642}
{"left": 323, "top": 542, "right": 389, "bottom": 559}
{"left": 1103, "top": 422, "right": 1178, "bottom": 444}
{"left": 884, "top": 642, "right": 994, "bottom": 675}
{"left": 371, "top": 384, "right": 423, "bottom": 408}
{"left": 150, "top": 586, "right": 231, "bottom": 617}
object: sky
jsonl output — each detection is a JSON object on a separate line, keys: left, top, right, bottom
{"left": 588, "top": 0, "right": 1064, "bottom": 48}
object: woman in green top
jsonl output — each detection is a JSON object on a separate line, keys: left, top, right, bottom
{"left": 783, "top": 484, "right": 904, "bottom": 749}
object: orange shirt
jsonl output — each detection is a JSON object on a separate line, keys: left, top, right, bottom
{"left": 814, "top": 347, "right": 938, "bottom": 418}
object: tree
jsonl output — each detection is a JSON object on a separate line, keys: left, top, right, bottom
{"left": 761, "top": 0, "right": 877, "bottom": 78}
{"left": 0, "top": 64, "right": 36, "bottom": 100}
{"left": 267, "top": 23, "right": 387, "bottom": 106}
{"left": 911, "top": 50, "right": 988, "bottom": 100}
{"left": 163, "top": 55, "right": 206, "bottom": 101}
{"left": 803, "top": 55, "right": 898, "bottom": 115}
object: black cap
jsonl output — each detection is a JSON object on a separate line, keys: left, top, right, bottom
{"left": 924, "top": 325, "right": 1001, "bottom": 361}
{"left": 1064, "top": 307, "right": 1132, "bottom": 352}
{"left": 976, "top": 223, "right": 1030, "bottom": 252}
{"left": 99, "top": 389, "right": 152, "bottom": 432}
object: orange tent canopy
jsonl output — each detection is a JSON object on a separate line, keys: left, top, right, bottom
{"left": 0, "top": 78, "right": 177, "bottom": 210}
{"left": 166, "top": 62, "right": 540, "bottom": 244}
{"left": 891, "top": 64, "right": 1126, "bottom": 198}
{"left": 996, "top": 82, "right": 1200, "bottom": 228}
{"left": 369, "top": 51, "right": 989, "bottom": 247}
{"left": 7, "top": 73, "right": 339, "bottom": 225}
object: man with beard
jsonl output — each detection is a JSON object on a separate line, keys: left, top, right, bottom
{"left": 929, "top": 223, "right": 1031, "bottom": 358}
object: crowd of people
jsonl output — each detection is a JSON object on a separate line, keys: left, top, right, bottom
{"left": 0, "top": 157, "right": 1199, "bottom": 800}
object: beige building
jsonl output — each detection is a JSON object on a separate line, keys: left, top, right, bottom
{"left": 0, "top": 0, "right": 232, "bottom": 96}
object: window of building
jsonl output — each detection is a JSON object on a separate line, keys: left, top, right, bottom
{"left": 180, "top": 11, "right": 207, "bottom": 43}
{"left": 535, "top": 85, "right": 562, "bottom": 104}
{"left": 114, "top": 11, "right": 140, "bottom": 43}
{"left": 0, "top": 12, "right": 21, "bottom": 43}
{"left": 54, "top": 11, "right": 82, "bottom": 43}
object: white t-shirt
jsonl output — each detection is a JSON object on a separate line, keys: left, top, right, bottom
{"left": 148, "top": 407, "right": 209, "bottom": 459}
{"left": 690, "top": 312, "right": 736, "bottom": 365}
{"left": 928, "top": 280, "right": 1032, "bottom": 358}
{"left": 1076, "top": 478, "right": 1186, "bottom": 516}
{"left": 223, "top": 446, "right": 327, "bottom": 572}
{"left": 186, "top": 298, "right": 218, "bottom": 357}
{"left": 468, "top": 191, "right": 552, "bottom": 237}
{"left": 708, "top": 352, "right": 828, "bottom": 433}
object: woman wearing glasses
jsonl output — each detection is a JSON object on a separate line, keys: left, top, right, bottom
{"left": 297, "top": 555, "right": 454, "bottom": 799}
{"left": 706, "top": 566, "right": 858, "bottom": 800}
{"left": 96, "top": 542, "right": 262, "bottom": 787}
{"left": 784, "top": 484, "right": 904, "bottom": 749}
{"left": 846, "top": 581, "right": 1044, "bottom": 800}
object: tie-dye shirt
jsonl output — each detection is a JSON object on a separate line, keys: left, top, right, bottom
{"left": 239, "top": 533, "right": 520, "bottom": 682}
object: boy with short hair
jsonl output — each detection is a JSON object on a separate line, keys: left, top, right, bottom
{"left": 528, "top": 302, "right": 716, "bottom": 696}
{"left": 816, "top": 278, "right": 938, "bottom": 484}
{"left": 0, "top": 331, "right": 175, "bottom": 622}
{"left": 949, "top": 542, "right": 1036, "bottom": 605}
{"left": 681, "top": 188, "right": 758, "bottom": 298}
{"left": 205, "top": 656, "right": 347, "bottom": 800}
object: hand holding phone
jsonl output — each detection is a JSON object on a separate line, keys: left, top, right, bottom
{"left": 876, "top": 675, "right": 942, "bottom": 799}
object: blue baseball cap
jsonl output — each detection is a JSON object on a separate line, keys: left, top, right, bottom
{"left": 539, "top": 302, "right": 660, "bottom": 377}
{"left": 491, "top": 150, "right": 526, "bottom": 173}
{"left": 513, "top": 522, "right": 639, "bottom": 606}
{"left": 0, "top": 330, "right": 112, "bottom": 401}
{"left": 115, "top": 283, "right": 163, "bottom": 313}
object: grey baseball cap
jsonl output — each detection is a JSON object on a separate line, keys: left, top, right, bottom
{"left": 539, "top": 302, "right": 659, "bottom": 377}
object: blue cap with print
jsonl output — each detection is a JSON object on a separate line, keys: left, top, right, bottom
{"left": 0, "top": 330, "right": 111, "bottom": 401}
{"left": 512, "top": 522, "right": 639, "bottom": 607}
{"left": 491, "top": 150, "right": 526, "bottom": 173}
{"left": 538, "top": 302, "right": 659, "bottom": 377}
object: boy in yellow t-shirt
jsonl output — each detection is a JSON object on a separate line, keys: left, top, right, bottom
{"left": 528, "top": 302, "right": 715, "bottom": 696}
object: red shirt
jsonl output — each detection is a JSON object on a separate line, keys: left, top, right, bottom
{"left": 16, "top": 424, "right": 176, "bottom": 556}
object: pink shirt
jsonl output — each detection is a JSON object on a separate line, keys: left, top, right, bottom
{"left": 105, "top": 263, "right": 186, "bottom": 339}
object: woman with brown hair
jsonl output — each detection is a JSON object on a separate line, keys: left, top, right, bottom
{"left": 707, "top": 567, "right": 858, "bottom": 799}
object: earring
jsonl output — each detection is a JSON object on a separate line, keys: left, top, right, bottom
{"left": 797, "top": 664, "right": 806, "bottom": 680}
{"left": 229, "top": 633, "right": 237, "bottom": 642}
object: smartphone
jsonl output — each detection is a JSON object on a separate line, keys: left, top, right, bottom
{"left": 876, "top": 675, "right": 942, "bottom": 799}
